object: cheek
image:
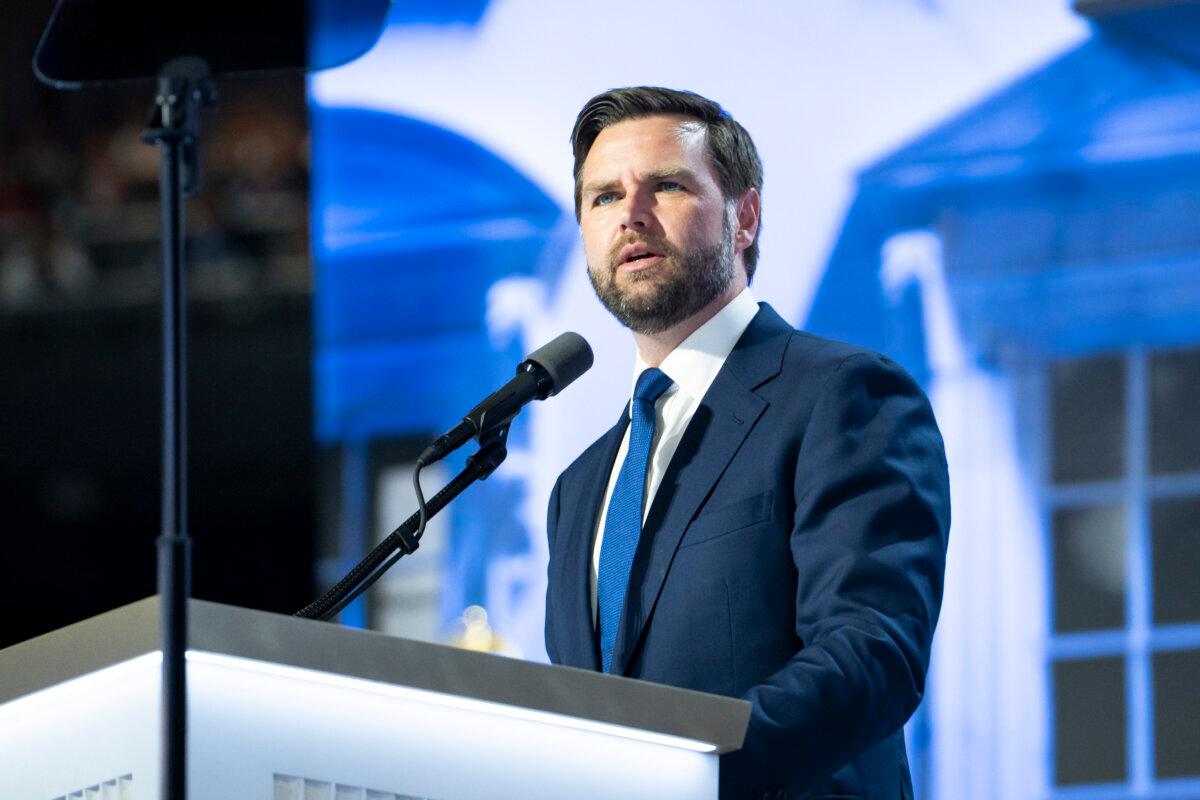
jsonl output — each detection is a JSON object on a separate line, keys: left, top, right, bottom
{"left": 683, "top": 208, "right": 726, "bottom": 246}
{"left": 581, "top": 223, "right": 612, "bottom": 263}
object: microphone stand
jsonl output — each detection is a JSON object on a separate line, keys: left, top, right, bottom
{"left": 297, "top": 333, "right": 594, "bottom": 621}
{"left": 141, "top": 55, "right": 216, "bottom": 800}
{"left": 296, "top": 427, "right": 510, "bottom": 622}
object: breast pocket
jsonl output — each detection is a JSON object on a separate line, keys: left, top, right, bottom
{"left": 679, "top": 490, "right": 774, "bottom": 549}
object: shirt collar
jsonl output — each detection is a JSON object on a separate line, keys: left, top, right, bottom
{"left": 630, "top": 287, "right": 759, "bottom": 404}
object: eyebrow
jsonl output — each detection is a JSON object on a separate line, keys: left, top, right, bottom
{"left": 580, "top": 166, "right": 698, "bottom": 198}
{"left": 646, "top": 166, "right": 697, "bottom": 183}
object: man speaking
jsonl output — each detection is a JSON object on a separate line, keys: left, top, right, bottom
{"left": 543, "top": 87, "right": 951, "bottom": 799}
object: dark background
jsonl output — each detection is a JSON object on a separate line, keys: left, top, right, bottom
{"left": 0, "top": 3, "right": 317, "bottom": 649}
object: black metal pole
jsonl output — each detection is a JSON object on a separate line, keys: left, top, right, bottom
{"left": 143, "top": 57, "right": 214, "bottom": 800}
{"left": 157, "top": 123, "right": 190, "bottom": 800}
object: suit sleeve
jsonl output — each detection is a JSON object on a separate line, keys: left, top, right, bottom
{"left": 724, "top": 352, "right": 950, "bottom": 794}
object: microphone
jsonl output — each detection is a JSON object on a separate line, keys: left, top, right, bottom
{"left": 417, "top": 332, "right": 593, "bottom": 467}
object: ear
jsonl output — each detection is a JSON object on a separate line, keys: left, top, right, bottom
{"left": 732, "top": 188, "right": 760, "bottom": 255}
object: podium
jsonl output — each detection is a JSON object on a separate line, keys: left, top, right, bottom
{"left": 0, "top": 597, "right": 749, "bottom": 800}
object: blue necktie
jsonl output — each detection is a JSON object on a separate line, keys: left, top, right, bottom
{"left": 597, "top": 367, "right": 674, "bottom": 673}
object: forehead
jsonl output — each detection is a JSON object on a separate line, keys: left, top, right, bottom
{"left": 581, "top": 114, "right": 714, "bottom": 182}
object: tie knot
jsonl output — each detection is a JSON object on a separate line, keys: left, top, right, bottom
{"left": 633, "top": 367, "right": 673, "bottom": 404}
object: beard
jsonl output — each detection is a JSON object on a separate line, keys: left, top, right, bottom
{"left": 588, "top": 215, "right": 735, "bottom": 335}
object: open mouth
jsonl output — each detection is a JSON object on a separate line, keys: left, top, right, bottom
{"left": 620, "top": 254, "right": 665, "bottom": 274}
{"left": 618, "top": 243, "right": 666, "bottom": 269}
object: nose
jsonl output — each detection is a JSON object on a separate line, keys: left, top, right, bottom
{"left": 619, "top": 187, "right": 653, "bottom": 232}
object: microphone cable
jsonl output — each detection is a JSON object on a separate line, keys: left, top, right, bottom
{"left": 297, "top": 436, "right": 506, "bottom": 621}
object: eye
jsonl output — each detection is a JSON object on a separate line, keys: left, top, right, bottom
{"left": 658, "top": 181, "right": 685, "bottom": 193}
{"left": 593, "top": 191, "right": 618, "bottom": 206}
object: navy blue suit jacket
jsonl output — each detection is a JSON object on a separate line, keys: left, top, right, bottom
{"left": 545, "top": 303, "right": 950, "bottom": 799}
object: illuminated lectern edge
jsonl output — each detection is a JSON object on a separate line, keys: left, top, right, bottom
{"left": 186, "top": 649, "right": 720, "bottom": 753}
{"left": 0, "top": 649, "right": 718, "bottom": 754}
{"left": 0, "top": 651, "right": 163, "bottom": 725}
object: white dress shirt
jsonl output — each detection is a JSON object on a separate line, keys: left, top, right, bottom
{"left": 590, "top": 288, "right": 760, "bottom": 620}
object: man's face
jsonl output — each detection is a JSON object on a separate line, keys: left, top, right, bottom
{"left": 578, "top": 115, "right": 742, "bottom": 335}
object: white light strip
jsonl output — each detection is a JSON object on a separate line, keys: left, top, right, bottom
{"left": 0, "top": 651, "right": 162, "bottom": 723}
{"left": 185, "top": 650, "right": 717, "bottom": 753}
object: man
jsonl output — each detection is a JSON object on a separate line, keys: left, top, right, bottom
{"left": 544, "top": 87, "right": 950, "bottom": 799}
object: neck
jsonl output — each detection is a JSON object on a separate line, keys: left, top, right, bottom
{"left": 633, "top": 281, "right": 744, "bottom": 367}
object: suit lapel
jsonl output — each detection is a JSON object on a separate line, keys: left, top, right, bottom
{"left": 551, "top": 412, "right": 627, "bottom": 671}
{"left": 611, "top": 304, "right": 792, "bottom": 675}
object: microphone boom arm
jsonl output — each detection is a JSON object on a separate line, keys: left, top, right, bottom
{"left": 297, "top": 331, "right": 591, "bottom": 622}
{"left": 296, "top": 426, "right": 509, "bottom": 622}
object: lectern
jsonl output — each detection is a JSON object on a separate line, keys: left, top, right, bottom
{"left": 0, "top": 598, "right": 749, "bottom": 800}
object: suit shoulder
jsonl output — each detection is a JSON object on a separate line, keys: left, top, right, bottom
{"left": 785, "top": 329, "right": 911, "bottom": 382}
{"left": 752, "top": 301, "right": 891, "bottom": 372}
{"left": 739, "top": 303, "right": 922, "bottom": 398}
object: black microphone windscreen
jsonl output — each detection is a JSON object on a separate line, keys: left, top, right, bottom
{"left": 525, "top": 332, "right": 593, "bottom": 396}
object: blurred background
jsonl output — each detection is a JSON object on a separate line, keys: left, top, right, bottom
{"left": 2, "top": 1, "right": 1198, "bottom": 798}
{"left": 0, "top": 7, "right": 315, "bottom": 638}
